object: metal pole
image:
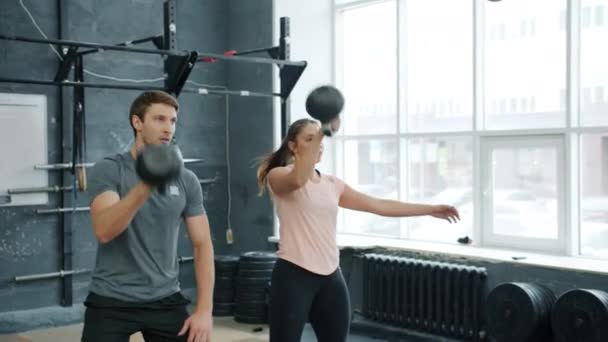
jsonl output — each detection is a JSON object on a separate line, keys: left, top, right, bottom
{"left": 34, "top": 158, "right": 204, "bottom": 171}
{"left": 178, "top": 256, "right": 194, "bottom": 263}
{"left": 57, "top": 0, "right": 75, "bottom": 307}
{"left": 0, "top": 77, "right": 167, "bottom": 92}
{"left": 280, "top": 17, "right": 292, "bottom": 137}
{"left": 12, "top": 178, "right": 214, "bottom": 196}
{"left": 229, "top": 46, "right": 279, "bottom": 56}
{"left": 199, "top": 177, "right": 218, "bottom": 185}
{"left": 0, "top": 78, "right": 280, "bottom": 98}
{"left": 14, "top": 269, "right": 91, "bottom": 282}
{"left": 180, "top": 87, "right": 281, "bottom": 98}
{"left": 36, "top": 207, "right": 90, "bottom": 214}
{"left": 8, "top": 185, "right": 73, "bottom": 194}
{"left": 183, "top": 158, "right": 205, "bottom": 164}
{"left": 196, "top": 51, "right": 306, "bottom": 67}
{"left": 14, "top": 178, "right": 215, "bottom": 195}
{"left": 35, "top": 162, "right": 95, "bottom": 170}
{"left": 78, "top": 35, "right": 163, "bottom": 57}
{"left": 13, "top": 178, "right": 213, "bottom": 194}
{"left": 164, "top": 0, "right": 178, "bottom": 93}
{"left": 0, "top": 34, "right": 306, "bottom": 66}
{"left": 0, "top": 33, "right": 186, "bottom": 57}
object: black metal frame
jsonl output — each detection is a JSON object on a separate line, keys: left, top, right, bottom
{"left": 2, "top": 2, "right": 304, "bottom": 307}
{"left": 0, "top": 18, "right": 304, "bottom": 132}
{"left": 57, "top": 0, "right": 73, "bottom": 307}
{"left": 0, "top": 27, "right": 305, "bottom": 100}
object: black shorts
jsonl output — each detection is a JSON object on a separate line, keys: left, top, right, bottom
{"left": 81, "top": 292, "right": 190, "bottom": 342}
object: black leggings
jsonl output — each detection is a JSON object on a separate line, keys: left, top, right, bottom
{"left": 269, "top": 258, "right": 351, "bottom": 342}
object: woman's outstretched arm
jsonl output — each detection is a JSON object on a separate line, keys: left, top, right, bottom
{"left": 338, "top": 183, "right": 460, "bottom": 223}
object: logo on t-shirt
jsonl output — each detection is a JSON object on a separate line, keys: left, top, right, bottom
{"left": 169, "top": 185, "right": 179, "bottom": 196}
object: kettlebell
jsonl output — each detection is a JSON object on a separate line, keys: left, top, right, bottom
{"left": 305, "top": 85, "right": 344, "bottom": 136}
{"left": 135, "top": 144, "right": 183, "bottom": 193}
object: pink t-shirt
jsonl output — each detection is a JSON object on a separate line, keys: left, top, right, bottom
{"left": 268, "top": 168, "right": 345, "bottom": 275}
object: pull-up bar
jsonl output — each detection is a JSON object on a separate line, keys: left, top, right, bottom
{"left": 0, "top": 33, "right": 307, "bottom": 68}
{"left": 0, "top": 33, "right": 185, "bottom": 57}
{"left": 197, "top": 51, "right": 306, "bottom": 67}
{"left": 0, "top": 77, "right": 281, "bottom": 98}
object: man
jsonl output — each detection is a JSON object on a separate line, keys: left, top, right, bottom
{"left": 82, "top": 90, "right": 214, "bottom": 342}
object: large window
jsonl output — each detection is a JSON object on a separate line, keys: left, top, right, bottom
{"left": 334, "top": 0, "right": 608, "bottom": 258}
{"left": 404, "top": 0, "right": 473, "bottom": 132}
{"left": 337, "top": 0, "right": 397, "bottom": 136}
{"left": 484, "top": 0, "right": 567, "bottom": 130}
{"left": 581, "top": 0, "right": 608, "bottom": 126}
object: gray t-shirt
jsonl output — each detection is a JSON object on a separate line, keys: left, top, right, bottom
{"left": 87, "top": 151, "right": 205, "bottom": 302}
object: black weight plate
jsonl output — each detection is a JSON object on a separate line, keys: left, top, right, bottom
{"left": 552, "top": 289, "right": 608, "bottom": 342}
{"left": 237, "top": 269, "right": 274, "bottom": 278}
{"left": 238, "top": 260, "right": 277, "bottom": 272}
{"left": 240, "top": 251, "right": 277, "bottom": 262}
{"left": 486, "top": 282, "right": 554, "bottom": 342}
{"left": 235, "top": 276, "right": 272, "bottom": 285}
{"left": 215, "top": 255, "right": 240, "bottom": 264}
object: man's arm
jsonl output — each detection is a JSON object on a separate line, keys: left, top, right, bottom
{"left": 178, "top": 214, "right": 214, "bottom": 341}
{"left": 90, "top": 183, "right": 152, "bottom": 243}
{"left": 185, "top": 214, "right": 214, "bottom": 314}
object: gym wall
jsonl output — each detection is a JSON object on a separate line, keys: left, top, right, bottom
{"left": 0, "top": 0, "right": 274, "bottom": 332}
{"left": 226, "top": 0, "right": 275, "bottom": 255}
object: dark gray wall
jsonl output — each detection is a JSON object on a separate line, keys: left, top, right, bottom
{"left": 0, "top": 0, "right": 69, "bottom": 317}
{"left": 225, "top": 0, "right": 276, "bottom": 254}
{"left": 0, "top": 0, "right": 276, "bottom": 333}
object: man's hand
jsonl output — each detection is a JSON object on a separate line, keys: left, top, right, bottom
{"left": 178, "top": 310, "right": 213, "bottom": 342}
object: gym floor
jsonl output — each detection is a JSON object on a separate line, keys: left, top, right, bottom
{"left": 0, "top": 317, "right": 385, "bottom": 342}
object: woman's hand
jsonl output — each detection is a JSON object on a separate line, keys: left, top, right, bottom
{"left": 329, "top": 117, "right": 341, "bottom": 134}
{"left": 431, "top": 205, "right": 460, "bottom": 223}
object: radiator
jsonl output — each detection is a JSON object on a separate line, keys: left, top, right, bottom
{"left": 361, "top": 253, "right": 487, "bottom": 341}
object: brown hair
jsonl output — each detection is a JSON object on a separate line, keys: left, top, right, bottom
{"left": 256, "top": 118, "right": 317, "bottom": 195}
{"left": 129, "top": 90, "right": 179, "bottom": 136}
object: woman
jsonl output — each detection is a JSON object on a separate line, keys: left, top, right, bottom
{"left": 256, "top": 118, "right": 459, "bottom": 342}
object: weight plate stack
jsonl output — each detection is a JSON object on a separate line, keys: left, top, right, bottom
{"left": 486, "top": 282, "right": 555, "bottom": 342}
{"left": 213, "top": 255, "right": 239, "bottom": 317}
{"left": 234, "top": 251, "right": 277, "bottom": 324}
{"left": 552, "top": 288, "right": 608, "bottom": 342}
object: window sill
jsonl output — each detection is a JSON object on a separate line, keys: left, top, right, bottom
{"left": 267, "top": 234, "right": 608, "bottom": 275}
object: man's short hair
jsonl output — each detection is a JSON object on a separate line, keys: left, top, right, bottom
{"left": 129, "top": 91, "right": 179, "bottom": 137}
